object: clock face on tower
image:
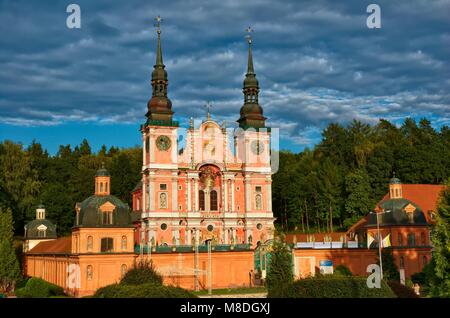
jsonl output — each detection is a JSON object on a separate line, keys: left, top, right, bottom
{"left": 156, "top": 135, "right": 171, "bottom": 151}
{"left": 251, "top": 140, "right": 264, "bottom": 155}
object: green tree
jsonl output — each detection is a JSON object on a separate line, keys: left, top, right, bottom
{"left": 428, "top": 181, "right": 450, "bottom": 297}
{"left": 0, "top": 208, "right": 21, "bottom": 293}
{"left": 266, "top": 235, "right": 293, "bottom": 297}
{"left": 344, "top": 169, "right": 373, "bottom": 228}
{"left": 377, "top": 248, "right": 400, "bottom": 282}
{"left": 0, "top": 141, "right": 41, "bottom": 232}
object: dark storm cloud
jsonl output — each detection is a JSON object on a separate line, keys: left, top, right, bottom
{"left": 0, "top": 0, "right": 449, "bottom": 147}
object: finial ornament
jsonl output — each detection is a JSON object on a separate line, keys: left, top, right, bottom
{"left": 154, "top": 15, "right": 163, "bottom": 34}
{"left": 204, "top": 101, "right": 213, "bottom": 120}
{"left": 101, "top": 161, "right": 105, "bottom": 169}
{"left": 245, "top": 26, "right": 253, "bottom": 44}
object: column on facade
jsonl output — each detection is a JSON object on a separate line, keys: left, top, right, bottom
{"left": 187, "top": 177, "right": 192, "bottom": 212}
{"left": 224, "top": 226, "right": 229, "bottom": 244}
{"left": 142, "top": 132, "right": 146, "bottom": 166}
{"left": 172, "top": 173, "right": 178, "bottom": 212}
{"left": 224, "top": 176, "right": 228, "bottom": 212}
{"left": 187, "top": 228, "right": 192, "bottom": 245}
{"left": 195, "top": 228, "right": 200, "bottom": 245}
{"left": 266, "top": 175, "right": 272, "bottom": 212}
{"left": 142, "top": 175, "right": 147, "bottom": 213}
{"left": 245, "top": 175, "right": 251, "bottom": 213}
{"left": 194, "top": 177, "right": 199, "bottom": 211}
{"left": 231, "top": 179, "right": 235, "bottom": 212}
{"left": 149, "top": 173, "right": 155, "bottom": 211}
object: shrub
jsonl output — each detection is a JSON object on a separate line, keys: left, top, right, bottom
{"left": 334, "top": 265, "right": 353, "bottom": 277}
{"left": 266, "top": 236, "right": 293, "bottom": 297}
{"left": 269, "top": 276, "right": 396, "bottom": 298}
{"left": 15, "top": 277, "right": 65, "bottom": 298}
{"left": 387, "top": 280, "right": 418, "bottom": 298}
{"left": 94, "top": 283, "right": 197, "bottom": 298}
{"left": 120, "top": 259, "right": 163, "bottom": 286}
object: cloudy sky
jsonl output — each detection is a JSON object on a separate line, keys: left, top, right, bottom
{"left": 0, "top": 0, "right": 449, "bottom": 154}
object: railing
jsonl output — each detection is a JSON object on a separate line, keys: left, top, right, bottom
{"left": 134, "top": 243, "right": 252, "bottom": 254}
{"left": 142, "top": 120, "right": 179, "bottom": 128}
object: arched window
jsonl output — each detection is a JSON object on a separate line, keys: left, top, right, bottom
{"left": 100, "top": 182, "right": 104, "bottom": 192}
{"left": 407, "top": 233, "right": 416, "bottom": 246}
{"left": 159, "top": 193, "right": 168, "bottom": 209}
{"left": 87, "top": 236, "right": 93, "bottom": 252}
{"left": 397, "top": 233, "right": 403, "bottom": 247}
{"left": 101, "top": 237, "right": 114, "bottom": 253}
{"left": 199, "top": 190, "right": 205, "bottom": 211}
{"left": 400, "top": 256, "right": 404, "bottom": 269}
{"left": 210, "top": 190, "right": 218, "bottom": 211}
{"left": 87, "top": 265, "right": 93, "bottom": 280}
{"left": 255, "top": 194, "right": 262, "bottom": 210}
{"left": 121, "top": 236, "right": 127, "bottom": 251}
{"left": 121, "top": 264, "right": 127, "bottom": 277}
{"left": 105, "top": 182, "right": 108, "bottom": 193}
{"left": 145, "top": 137, "right": 150, "bottom": 153}
{"left": 420, "top": 232, "right": 426, "bottom": 245}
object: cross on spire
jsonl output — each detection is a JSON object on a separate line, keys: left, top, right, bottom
{"left": 245, "top": 26, "right": 253, "bottom": 44}
{"left": 204, "top": 101, "right": 213, "bottom": 120}
{"left": 154, "top": 15, "right": 163, "bottom": 34}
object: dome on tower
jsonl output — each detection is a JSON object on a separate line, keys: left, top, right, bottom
{"left": 390, "top": 177, "right": 401, "bottom": 184}
{"left": 75, "top": 195, "right": 132, "bottom": 228}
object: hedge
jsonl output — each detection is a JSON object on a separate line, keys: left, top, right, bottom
{"left": 120, "top": 259, "right": 163, "bottom": 286}
{"left": 387, "top": 280, "right": 419, "bottom": 298}
{"left": 15, "top": 277, "right": 65, "bottom": 298}
{"left": 269, "top": 276, "right": 396, "bottom": 298}
{"left": 94, "top": 283, "right": 197, "bottom": 298}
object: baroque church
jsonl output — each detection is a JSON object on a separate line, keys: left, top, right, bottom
{"left": 131, "top": 22, "right": 275, "bottom": 248}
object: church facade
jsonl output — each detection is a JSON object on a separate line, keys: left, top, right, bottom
{"left": 132, "top": 23, "right": 275, "bottom": 248}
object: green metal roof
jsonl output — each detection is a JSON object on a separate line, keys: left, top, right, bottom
{"left": 75, "top": 195, "right": 132, "bottom": 228}
{"left": 24, "top": 219, "right": 57, "bottom": 239}
{"left": 366, "top": 198, "right": 428, "bottom": 227}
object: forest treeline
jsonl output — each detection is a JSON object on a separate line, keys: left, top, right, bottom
{"left": 272, "top": 118, "right": 449, "bottom": 233}
{"left": 0, "top": 140, "right": 142, "bottom": 236}
{"left": 0, "top": 118, "right": 449, "bottom": 236}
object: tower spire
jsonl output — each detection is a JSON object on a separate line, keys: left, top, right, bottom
{"left": 237, "top": 27, "right": 266, "bottom": 129}
{"left": 155, "top": 15, "right": 163, "bottom": 67}
{"left": 245, "top": 26, "right": 255, "bottom": 75}
{"left": 146, "top": 15, "right": 174, "bottom": 124}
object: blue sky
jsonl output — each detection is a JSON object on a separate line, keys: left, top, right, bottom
{"left": 0, "top": 0, "right": 449, "bottom": 154}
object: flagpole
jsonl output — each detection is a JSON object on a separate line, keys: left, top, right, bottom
{"left": 376, "top": 212, "right": 383, "bottom": 280}
{"left": 370, "top": 209, "right": 391, "bottom": 281}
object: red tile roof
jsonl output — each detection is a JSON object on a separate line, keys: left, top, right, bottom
{"left": 379, "top": 184, "right": 445, "bottom": 223}
{"left": 28, "top": 236, "right": 72, "bottom": 254}
{"left": 381, "top": 184, "right": 445, "bottom": 212}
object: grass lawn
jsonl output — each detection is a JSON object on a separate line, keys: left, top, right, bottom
{"left": 193, "top": 286, "right": 267, "bottom": 296}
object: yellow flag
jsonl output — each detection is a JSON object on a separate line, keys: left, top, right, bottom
{"left": 367, "top": 232, "right": 375, "bottom": 249}
{"left": 382, "top": 233, "right": 391, "bottom": 248}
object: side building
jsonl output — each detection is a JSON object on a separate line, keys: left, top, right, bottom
{"left": 287, "top": 177, "right": 444, "bottom": 279}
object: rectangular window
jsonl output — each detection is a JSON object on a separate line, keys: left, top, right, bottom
{"left": 160, "top": 184, "right": 167, "bottom": 190}
{"left": 102, "top": 212, "right": 113, "bottom": 225}
{"left": 255, "top": 186, "right": 262, "bottom": 192}
{"left": 101, "top": 238, "right": 114, "bottom": 253}
{"left": 407, "top": 233, "right": 416, "bottom": 246}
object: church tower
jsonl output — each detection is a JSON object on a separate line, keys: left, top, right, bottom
{"left": 237, "top": 27, "right": 266, "bottom": 129}
{"left": 140, "top": 16, "right": 179, "bottom": 244}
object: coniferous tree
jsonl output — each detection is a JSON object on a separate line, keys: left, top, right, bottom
{"left": 428, "top": 180, "right": 450, "bottom": 297}
{"left": 0, "top": 208, "right": 21, "bottom": 293}
{"left": 266, "top": 235, "right": 293, "bottom": 297}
